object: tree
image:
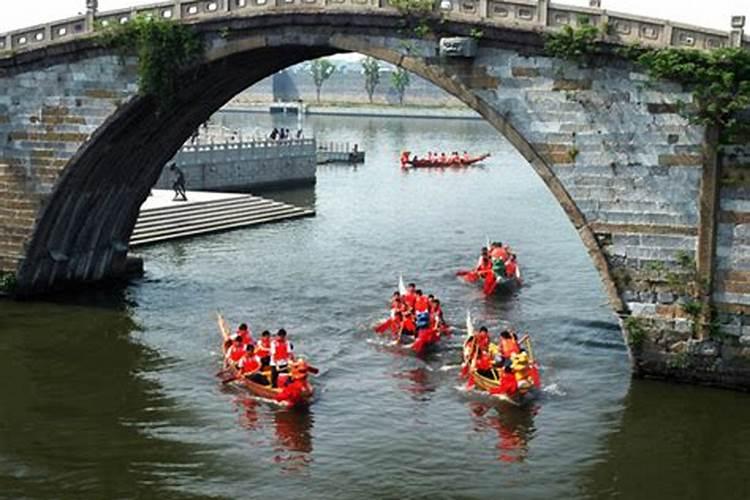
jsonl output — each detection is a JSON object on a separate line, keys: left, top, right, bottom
{"left": 309, "top": 58, "right": 336, "bottom": 103}
{"left": 391, "top": 67, "right": 411, "bottom": 105}
{"left": 361, "top": 57, "right": 381, "bottom": 103}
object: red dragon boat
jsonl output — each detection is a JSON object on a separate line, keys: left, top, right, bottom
{"left": 217, "top": 313, "right": 315, "bottom": 409}
{"left": 373, "top": 276, "right": 448, "bottom": 356}
{"left": 462, "top": 312, "right": 541, "bottom": 405}
{"left": 400, "top": 152, "right": 491, "bottom": 169}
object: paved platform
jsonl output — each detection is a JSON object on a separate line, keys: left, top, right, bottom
{"left": 140, "top": 189, "right": 244, "bottom": 211}
{"left": 131, "top": 189, "right": 314, "bottom": 247}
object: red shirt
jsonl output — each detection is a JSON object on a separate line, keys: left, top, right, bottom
{"left": 236, "top": 328, "right": 253, "bottom": 345}
{"left": 415, "top": 295, "right": 430, "bottom": 314}
{"left": 271, "top": 339, "right": 293, "bottom": 365}
{"left": 239, "top": 354, "right": 261, "bottom": 374}
{"left": 403, "top": 292, "right": 416, "bottom": 309}
{"left": 256, "top": 337, "right": 271, "bottom": 357}
{"left": 226, "top": 344, "right": 244, "bottom": 363}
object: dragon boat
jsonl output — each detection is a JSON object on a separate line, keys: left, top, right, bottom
{"left": 462, "top": 312, "right": 541, "bottom": 404}
{"left": 217, "top": 313, "right": 315, "bottom": 408}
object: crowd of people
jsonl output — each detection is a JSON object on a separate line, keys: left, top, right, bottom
{"left": 466, "top": 241, "right": 520, "bottom": 295}
{"left": 223, "top": 323, "right": 314, "bottom": 390}
{"left": 461, "top": 325, "right": 539, "bottom": 396}
{"left": 374, "top": 282, "right": 449, "bottom": 354}
{"left": 269, "top": 128, "right": 304, "bottom": 140}
{"left": 475, "top": 242, "right": 519, "bottom": 281}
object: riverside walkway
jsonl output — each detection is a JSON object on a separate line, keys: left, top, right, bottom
{"left": 131, "top": 190, "right": 314, "bottom": 247}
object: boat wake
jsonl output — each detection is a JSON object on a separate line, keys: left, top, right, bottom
{"left": 439, "top": 364, "right": 460, "bottom": 372}
{"left": 541, "top": 382, "right": 566, "bottom": 397}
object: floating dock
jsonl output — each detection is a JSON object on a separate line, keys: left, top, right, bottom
{"left": 130, "top": 190, "right": 314, "bottom": 247}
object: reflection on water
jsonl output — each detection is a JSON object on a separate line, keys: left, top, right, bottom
{"left": 469, "top": 402, "right": 537, "bottom": 464}
{"left": 583, "top": 380, "right": 750, "bottom": 498}
{"left": 393, "top": 367, "right": 437, "bottom": 400}
{"left": 0, "top": 301, "right": 219, "bottom": 499}
{"left": 234, "top": 396, "right": 314, "bottom": 473}
{"left": 3, "top": 112, "right": 748, "bottom": 498}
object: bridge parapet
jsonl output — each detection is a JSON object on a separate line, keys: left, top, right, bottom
{"left": 1, "top": 0, "right": 747, "bottom": 55}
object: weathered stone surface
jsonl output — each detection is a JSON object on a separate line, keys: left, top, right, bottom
{"left": 552, "top": 78, "right": 592, "bottom": 91}
{"left": 0, "top": 12, "right": 748, "bottom": 390}
{"left": 511, "top": 67, "right": 540, "bottom": 77}
{"left": 658, "top": 154, "right": 704, "bottom": 166}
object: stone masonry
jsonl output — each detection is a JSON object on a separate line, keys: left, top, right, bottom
{"left": 154, "top": 139, "right": 317, "bottom": 191}
{"left": 0, "top": 3, "right": 749, "bottom": 389}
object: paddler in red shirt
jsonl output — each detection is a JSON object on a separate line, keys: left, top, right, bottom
{"left": 403, "top": 283, "right": 417, "bottom": 310}
{"left": 414, "top": 290, "right": 430, "bottom": 315}
{"left": 238, "top": 344, "right": 268, "bottom": 385}
{"left": 270, "top": 329, "right": 295, "bottom": 388}
{"left": 390, "top": 292, "right": 402, "bottom": 318}
{"left": 224, "top": 335, "right": 245, "bottom": 367}
{"left": 505, "top": 254, "right": 518, "bottom": 279}
{"left": 236, "top": 323, "right": 253, "bottom": 346}
{"left": 475, "top": 248, "right": 492, "bottom": 279}
{"left": 497, "top": 330, "right": 522, "bottom": 369}
{"left": 255, "top": 330, "right": 272, "bottom": 367}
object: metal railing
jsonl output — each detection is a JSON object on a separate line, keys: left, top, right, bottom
{"left": 0, "top": 1, "right": 747, "bottom": 54}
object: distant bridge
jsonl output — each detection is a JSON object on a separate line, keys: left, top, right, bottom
{"left": 1, "top": 1, "right": 749, "bottom": 389}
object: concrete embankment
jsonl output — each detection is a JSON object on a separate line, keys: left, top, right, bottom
{"left": 154, "top": 138, "right": 316, "bottom": 193}
{"left": 221, "top": 103, "right": 481, "bottom": 120}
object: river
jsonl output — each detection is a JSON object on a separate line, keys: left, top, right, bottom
{"left": 1, "top": 112, "right": 748, "bottom": 499}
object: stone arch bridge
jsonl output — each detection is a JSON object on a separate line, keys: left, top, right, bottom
{"left": 1, "top": 0, "right": 749, "bottom": 388}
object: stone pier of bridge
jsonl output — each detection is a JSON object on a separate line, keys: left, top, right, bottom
{"left": 1, "top": 0, "right": 749, "bottom": 389}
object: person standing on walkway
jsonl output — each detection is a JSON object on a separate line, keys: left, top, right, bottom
{"left": 169, "top": 163, "right": 187, "bottom": 202}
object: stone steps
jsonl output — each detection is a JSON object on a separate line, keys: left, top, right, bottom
{"left": 130, "top": 194, "right": 314, "bottom": 247}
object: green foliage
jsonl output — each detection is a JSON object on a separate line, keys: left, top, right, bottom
{"left": 675, "top": 250, "right": 695, "bottom": 270}
{"left": 309, "top": 58, "right": 337, "bottom": 103}
{"left": 646, "top": 261, "right": 666, "bottom": 274}
{"left": 634, "top": 47, "right": 750, "bottom": 140}
{"left": 413, "top": 22, "right": 432, "bottom": 38}
{"left": 682, "top": 299, "right": 704, "bottom": 318}
{"left": 549, "top": 25, "right": 750, "bottom": 142}
{"left": 100, "top": 16, "right": 203, "bottom": 110}
{"left": 389, "top": 0, "right": 435, "bottom": 15}
{"left": 625, "top": 316, "right": 647, "bottom": 349}
{"left": 708, "top": 319, "right": 725, "bottom": 339}
{"left": 391, "top": 67, "right": 411, "bottom": 105}
{"left": 0, "top": 272, "right": 16, "bottom": 294}
{"left": 544, "top": 23, "right": 601, "bottom": 63}
{"left": 469, "top": 28, "right": 484, "bottom": 40}
{"left": 667, "top": 351, "right": 690, "bottom": 370}
{"left": 361, "top": 57, "right": 381, "bottom": 104}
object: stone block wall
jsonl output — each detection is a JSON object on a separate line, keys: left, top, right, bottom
{"left": 0, "top": 13, "right": 748, "bottom": 387}
{"left": 0, "top": 55, "right": 137, "bottom": 279}
{"left": 153, "top": 139, "right": 316, "bottom": 191}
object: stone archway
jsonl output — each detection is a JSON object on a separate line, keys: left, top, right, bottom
{"left": 5, "top": 13, "right": 741, "bottom": 387}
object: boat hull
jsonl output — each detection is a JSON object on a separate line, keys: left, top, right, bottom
{"left": 469, "top": 366, "right": 540, "bottom": 405}
{"left": 403, "top": 153, "right": 490, "bottom": 169}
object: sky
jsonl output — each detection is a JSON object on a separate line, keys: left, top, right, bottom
{"left": 1, "top": 0, "right": 748, "bottom": 34}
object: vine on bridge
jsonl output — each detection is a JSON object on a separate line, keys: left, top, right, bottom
{"left": 99, "top": 16, "right": 204, "bottom": 110}
{"left": 544, "top": 22, "right": 750, "bottom": 143}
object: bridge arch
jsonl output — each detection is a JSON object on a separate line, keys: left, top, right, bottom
{"left": 8, "top": 15, "right": 635, "bottom": 310}
{"left": 6, "top": 9, "right": 746, "bottom": 387}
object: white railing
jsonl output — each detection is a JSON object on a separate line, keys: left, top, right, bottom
{"left": 180, "top": 137, "right": 314, "bottom": 154}
{"left": 0, "top": 1, "right": 747, "bottom": 54}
